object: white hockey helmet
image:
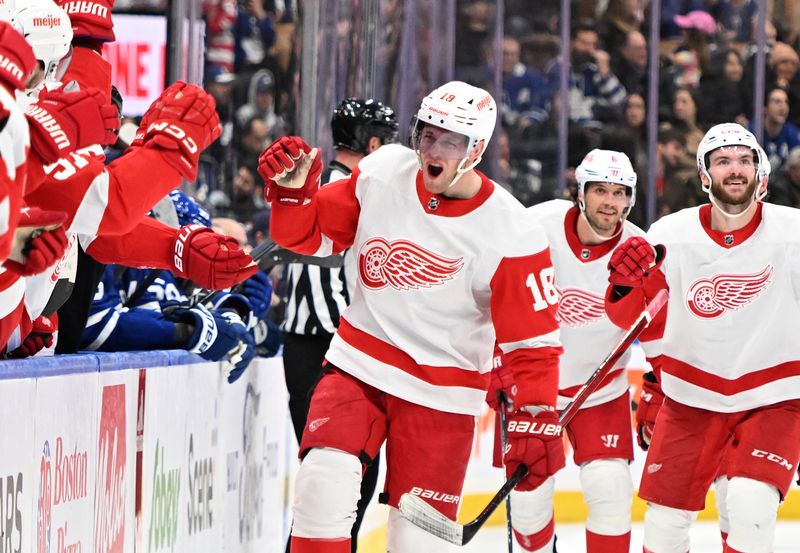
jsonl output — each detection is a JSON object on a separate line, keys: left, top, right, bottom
{"left": 13, "top": 0, "right": 73, "bottom": 88}
{"left": 575, "top": 149, "right": 637, "bottom": 212}
{"left": 413, "top": 80, "right": 497, "bottom": 170}
{"left": 696, "top": 122, "right": 769, "bottom": 200}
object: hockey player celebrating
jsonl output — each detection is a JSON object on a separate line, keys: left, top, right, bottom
{"left": 258, "top": 81, "right": 564, "bottom": 553}
{"left": 605, "top": 123, "right": 800, "bottom": 553}
{"left": 281, "top": 96, "right": 398, "bottom": 553}
{"left": 490, "top": 149, "right": 644, "bottom": 552}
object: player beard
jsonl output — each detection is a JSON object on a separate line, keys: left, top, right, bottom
{"left": 710, "top": 174, "right": 757, "bottom": 208}
{"left": 584, "top": 207, "right": 620, "bottom": 234}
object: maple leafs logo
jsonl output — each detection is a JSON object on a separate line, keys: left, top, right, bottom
{"left": 358, "top": 237, "right": 463, "bottom": 291}
{"left": 555, "top": 287, "right": 606, "bottom": 327}
{"left": 686, "top": 265, "right": 774, "bottom": 319}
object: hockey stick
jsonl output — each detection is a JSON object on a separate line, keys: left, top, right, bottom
{"left": 398, "top": 288, "right": 669, "bottom": 546}
{"left": 498, "top": 398, "right": 514, "bottom": 553}
{"left": 258, "top": 247, "right": 343, "bottom": 270}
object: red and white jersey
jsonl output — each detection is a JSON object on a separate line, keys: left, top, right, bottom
{"left": 0, "top": 85, "right": 31, "bottom": 349}
{"left": 270, "top": 144, "right": 563, "bottom": 416}
{"left": 0, "top": 85, "right": 30, "bottom": 261}
{"left": 643, "top": 203, "right": 800, "bottom": 412}
{"left": 529, "top": 200, "right": 645, "bottom": 410}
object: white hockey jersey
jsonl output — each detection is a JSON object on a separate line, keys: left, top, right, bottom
{"left": 529, "top": 200, "right": 645, "bottom": 410}
{"left": 643, "top": 202, "right": 800, "bottom": 412}
{"left": 270, "top": 144, "right": 563, "bottom": 416}
{"left": 0, "top": 84, "right": 31, "bottom": 348}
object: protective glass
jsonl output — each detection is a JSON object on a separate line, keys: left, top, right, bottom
{"left": 411, "top": 122, "right": 470, "bottom": 160}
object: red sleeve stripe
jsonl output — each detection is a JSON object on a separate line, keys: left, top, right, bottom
{"left": 337, "top": 317, "right": 490, "bottom": 390}
{"left": 663, "top": 356, "right": 800, "bottom": 396}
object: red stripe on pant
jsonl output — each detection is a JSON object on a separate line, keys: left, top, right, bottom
{"left": 290, "top": 536, "right": 350, "bottom": 552}
{"left": 586, "top": 530, "right": 630, "bottom": 553}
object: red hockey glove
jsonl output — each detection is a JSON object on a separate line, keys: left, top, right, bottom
{"left": 486, "top": 359, "right": 517, "bottom": 412}
{"left": 258, "top": 136, "right": 322, "bottom": 206}
{"left": 636, "top": 370, "right": 665, "bottom": 451}
{"left": 56, "top": 0, "right": 116, "bottom": 43}
{"left": 504, "top": 408, "right": 565, "bottom": 491}
{"left": 135, "top": 82, "right": 221, "bottom": 180}
{"left": 608, "top": 236, "right": 666, "bottom": 288}
{"left": 6, "top": 314, "right": 58, "bottom": 358}
{"left": 25, "top": 87, "right": 120, "bottom": 163}
{"left": 3, "top": 207, "right": 69, "bottom": 276}
{"left": 0, "top": 21, "right": 37, "bottom": 91}
{"left": 172, "top": 225, "right": 259, "bottom": 289}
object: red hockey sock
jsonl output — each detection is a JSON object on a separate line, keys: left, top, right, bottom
{"left": 721, "top": 530, "right": 729, "bottom": 546}
{"left": 290, "top": 536, "right": 351, "bottom": 553}
{"left": 514, "top": 516, "right": 555, "bottom": 551}
{"left": 586, "top": 529, "right": 631, "bottom": 553}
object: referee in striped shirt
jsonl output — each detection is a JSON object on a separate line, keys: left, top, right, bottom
{"left": 282, "top": 97, "right": 398, "bottom": 553}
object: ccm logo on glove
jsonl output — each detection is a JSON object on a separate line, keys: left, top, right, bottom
{"left": 506, "top": 420, "right": 562, "bottom": 436}
{"left": 146, "top": 121, "right": 198, "bottom": 154}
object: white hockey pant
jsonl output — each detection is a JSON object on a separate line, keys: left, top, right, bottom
{"left": 580, "top": 458, "right": 634, "bottom": 536}
{"left": 725, "top": 477, "right": 779, "bottom": 553}
{"left": 292, "top": 448, "right": 362, "bottom": 539}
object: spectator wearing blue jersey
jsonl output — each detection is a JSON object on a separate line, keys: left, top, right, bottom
{"left": 79, "top": 191, "right": 279, "bottom": 382}
{"left": 501, "top": 36, "right": 550, "bottom": 128}
{"left": 751, "top": 87, "right": 800, "bottom": 170}
{"left": 545, "top": 19, "right": 627, "bottom": 128}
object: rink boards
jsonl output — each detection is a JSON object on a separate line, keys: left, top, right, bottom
{"left": 2, "top": 347, "right": 798, "bottom": 553}
{"left": 0, "top": 351, "right": 295, "bottom": 553}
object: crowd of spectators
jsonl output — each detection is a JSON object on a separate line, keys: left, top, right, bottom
{"left": 95, "top": 0, "right": 800, "bottom": 336}
{"left": 470, "top": 0, "right": 800, "bottom": 226}
{"left": 113, "top": 0, "right": 800, "bottom": 244}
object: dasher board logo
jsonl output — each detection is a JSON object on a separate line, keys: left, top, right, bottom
{"left": 36, "top": 437, "right": 89, "bottom": 553}
{"left": 555, "top": 287, "right": 605, "bottom": 327}
{"left": 358, "top": 237, "right": 463, "bottom": 291}
{"left": 686, "top": 265, "right": 774, "bottom": 319}
{"left": 96, "top": 384, "right": 127, "bottom": 553}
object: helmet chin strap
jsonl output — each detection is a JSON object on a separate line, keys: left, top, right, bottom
{"left": 706, "top": 174, "right": 763, "bottom": 220}
{"left": 708, "top": 192, "right": 758, "bottom": 220}
{"left": 446, "top": 156, "right": 479, "bottom": 190}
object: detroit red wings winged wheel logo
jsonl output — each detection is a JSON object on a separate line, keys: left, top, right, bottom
{"left": 556, "top": 287, "right": 606, "bottom": 327}
{"left": 686, "top": 265, "right": 774, "bottom": 319}
{"left": 358, "top": 237, "right": 464, "bottom": 290}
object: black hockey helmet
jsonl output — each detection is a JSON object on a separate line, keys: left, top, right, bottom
{"left": 331, "top": 97, "right": 399, "bottom": 154}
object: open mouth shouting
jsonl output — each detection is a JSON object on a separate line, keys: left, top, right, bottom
{"left": 427, "top": 163, "right": 444, "bottom": 178}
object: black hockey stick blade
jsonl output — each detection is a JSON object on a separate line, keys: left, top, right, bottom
{"left": 257, "top": 247, "right": 343, "bottom": 269}
{"left": 398, "top": 288, "right": 668, "bottom": 546}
